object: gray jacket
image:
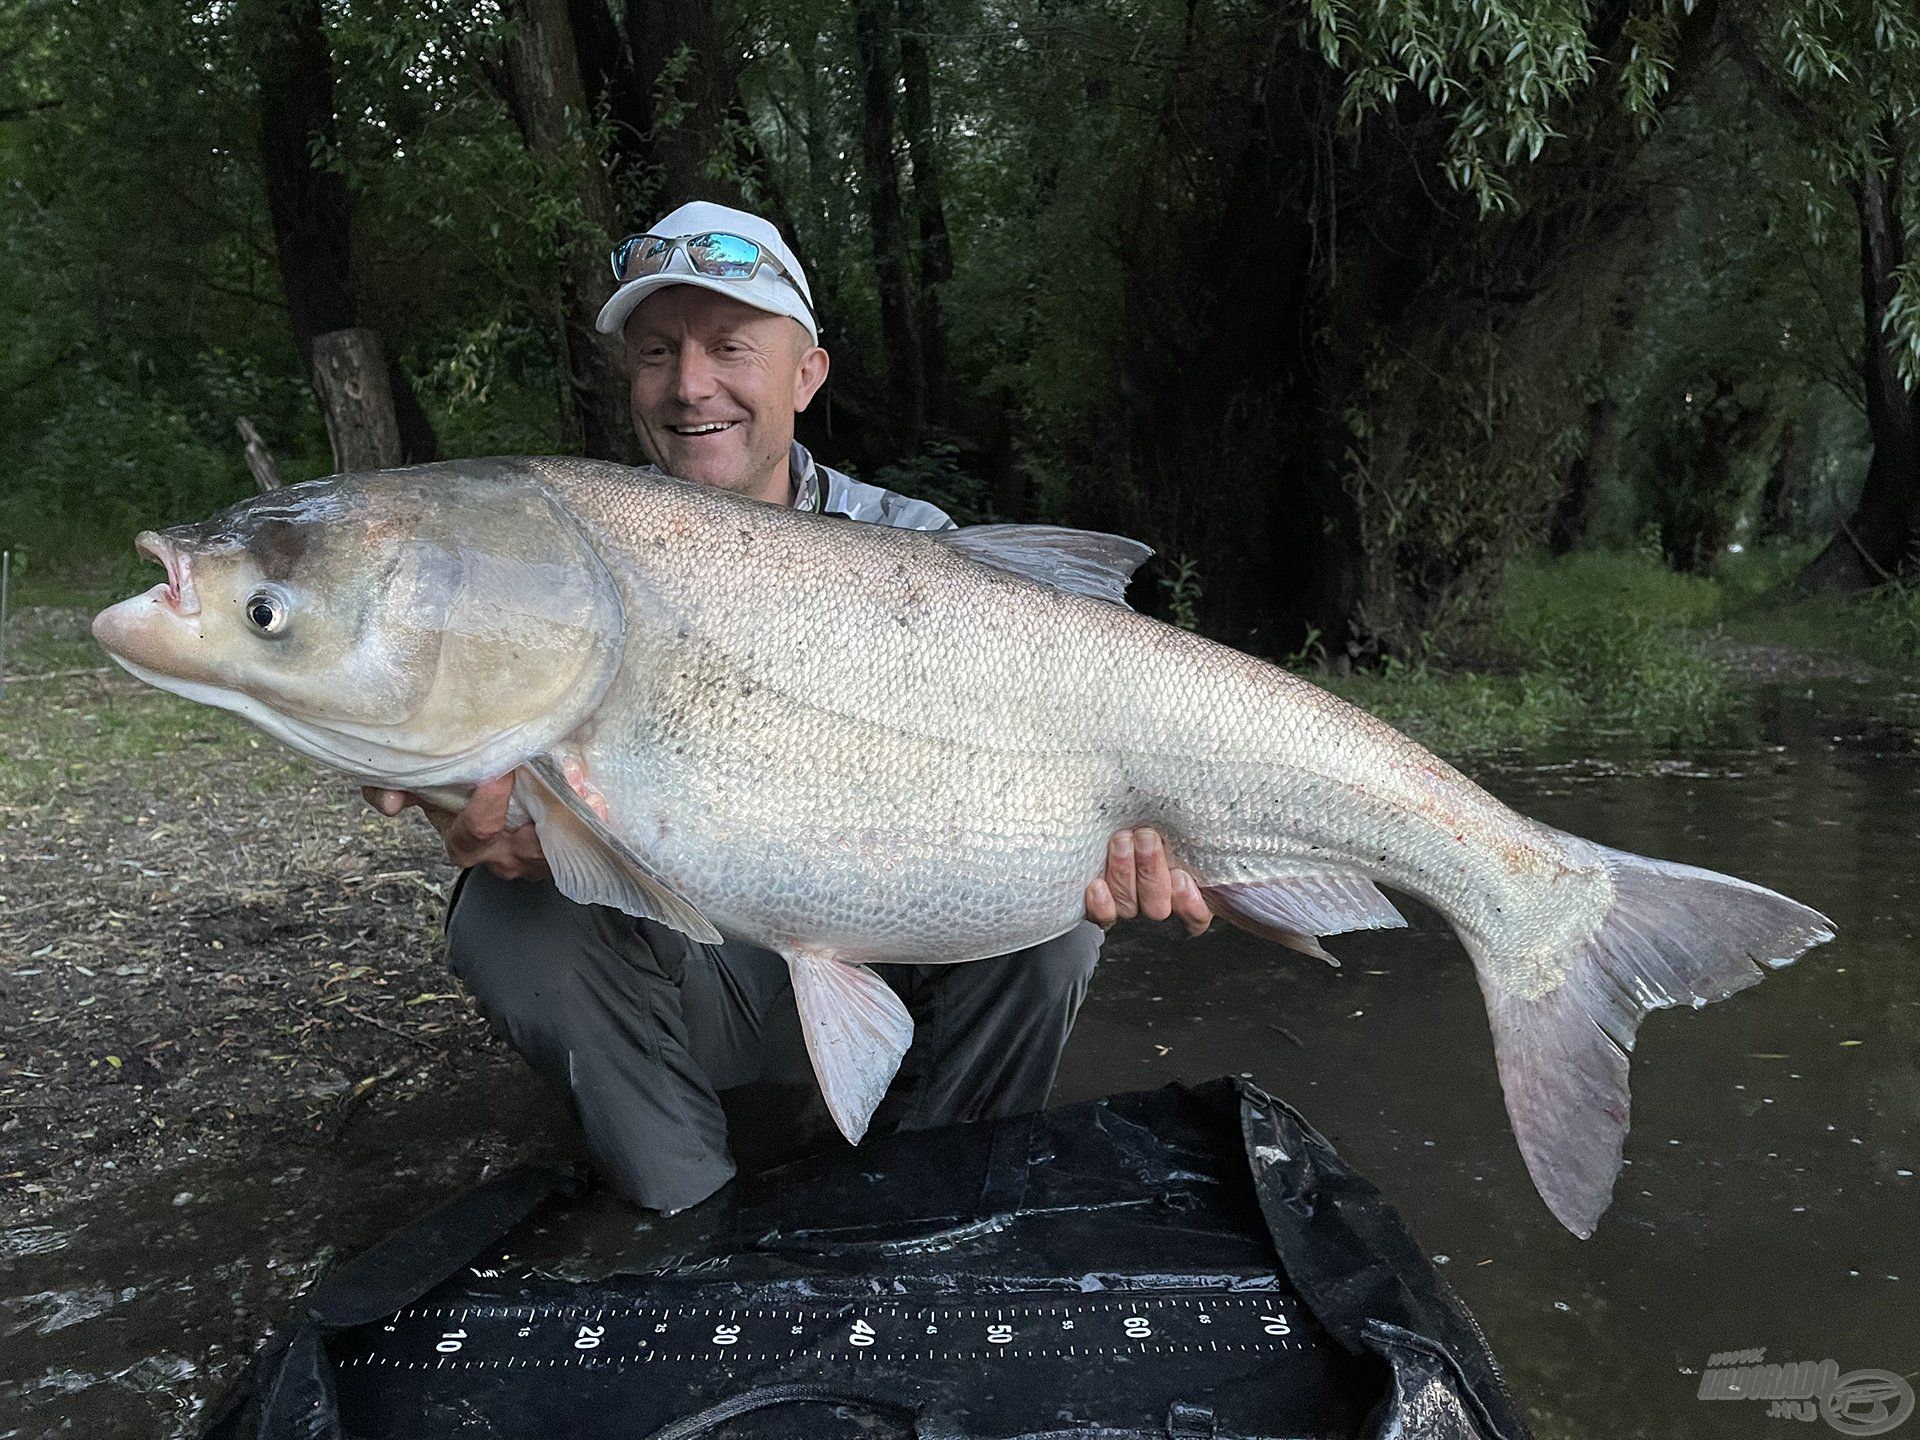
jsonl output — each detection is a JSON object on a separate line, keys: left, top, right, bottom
{"left": 789, "top": 442, "right": 956, "bottom": 531}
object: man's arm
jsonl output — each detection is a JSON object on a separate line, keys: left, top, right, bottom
{"left": 363, "top": 776, "right": 550, "bottom": 881}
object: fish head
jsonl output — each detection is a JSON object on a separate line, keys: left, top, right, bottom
{"left": 91, "top": 465, "right": 625, "bottom": 786}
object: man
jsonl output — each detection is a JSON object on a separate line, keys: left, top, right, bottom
{"left": 367, "top": 201, "right": 1210, "bottom": 1212}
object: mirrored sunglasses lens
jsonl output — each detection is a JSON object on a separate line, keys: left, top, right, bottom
{"left": 687, "top": 232, "right": 760, "bottom": 278}
{"left": 616, "top": 236, "right": 673, "bottom": 280}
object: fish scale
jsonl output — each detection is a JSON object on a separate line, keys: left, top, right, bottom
{"left": 92, "top": 456, "right": 1836, "bottom": 1237}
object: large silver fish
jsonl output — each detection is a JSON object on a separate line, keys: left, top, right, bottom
{"left": 92, "top": 458, "right": 1834, "bottom": 1236}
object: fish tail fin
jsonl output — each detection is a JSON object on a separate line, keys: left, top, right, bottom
{"left": 1468, "top": 836, "right": 1833, "bottom": 1239}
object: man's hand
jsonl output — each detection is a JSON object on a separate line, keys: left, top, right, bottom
{"left": 362, "top": 774, "right": 552, "bottom": 882}
{"left": 1085, "top": 827, "right": 1212, "bottom": 936}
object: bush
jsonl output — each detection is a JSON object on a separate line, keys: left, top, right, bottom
{"left": 1318, "top": 549, "right": 1733, "bottom": 754}
{"left": 865, "top": 441, "right": 992, "bottom": 526}
{"left": 1493, "top": 551, "right": 1727, "bottom": 728}
{"left": 1, "top": 380, "right": 253, "bottom": 563}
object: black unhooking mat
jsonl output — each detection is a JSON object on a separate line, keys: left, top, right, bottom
{"left": 199, "top": 1080, "right": 1530, "bottom": 1440}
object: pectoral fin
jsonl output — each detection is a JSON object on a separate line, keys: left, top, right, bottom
{"left": 516, "top": 756, "right": 721, "bottom": 945}
{"left": 785, "top": 948, "right": 914, "bottom": 1143}
{"left": 1202, "top": 869, "right": 1407, "bottom": 967}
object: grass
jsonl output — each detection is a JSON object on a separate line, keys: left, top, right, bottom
{"left": 0, "top": 568, "right": 318, "bottom": 800}
{"left": 1319, "top": 550, "right": 1737, "bottom": 755}
{"left": 1717, "top": 575, "right": 1920, "bottom": 676}
{"left": 1319, "top": 541, "right": 1920, "bottom": 756}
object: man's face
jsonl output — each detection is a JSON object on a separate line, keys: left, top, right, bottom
{"left": 623, "top": 286, "right": 827, "bottom": 503}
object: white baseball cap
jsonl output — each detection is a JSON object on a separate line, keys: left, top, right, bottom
{"left": 595, "top": 200, "right": 819, "bottom": 342}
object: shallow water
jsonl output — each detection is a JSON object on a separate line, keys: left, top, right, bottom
{"left": 1062, "top": 677, "right": 1920, "bottom": 1438}
{"left": 3, "top": 677, "right": 1915, "bottom": 1439}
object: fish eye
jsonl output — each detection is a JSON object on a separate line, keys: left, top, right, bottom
{"left": 245, "top": 591, "right": 288, "bottom": 635}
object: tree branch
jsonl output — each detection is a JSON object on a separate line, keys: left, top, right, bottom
{"left": 0, "top": 98, "right": 61, "bottom": 121}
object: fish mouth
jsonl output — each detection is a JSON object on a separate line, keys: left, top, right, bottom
{"left": 136, "top": 531, "right": 199, "bottom": 617}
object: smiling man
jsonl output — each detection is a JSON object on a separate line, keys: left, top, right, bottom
{"left": 367, "top": 201, "right": 1210, "bottom": 1213}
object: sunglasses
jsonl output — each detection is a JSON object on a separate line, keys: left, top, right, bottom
{"left": 609, "top": 231, "right": 817, "bottom": 326}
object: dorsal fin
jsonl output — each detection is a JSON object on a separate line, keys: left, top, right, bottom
{"left": 933, "top": 524, "right": 1153, "bottom": 606}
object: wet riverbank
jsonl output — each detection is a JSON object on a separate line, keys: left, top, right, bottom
{"left": 3, "top": 658, "right": 1915, "bottom": 1437}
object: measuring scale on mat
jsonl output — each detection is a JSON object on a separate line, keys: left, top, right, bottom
{"left": 330, "top": 1278, "right": 1371, "bottom": 1438}
{"left": 343, "top": 1289, "right": 1311, "bottom": 1368}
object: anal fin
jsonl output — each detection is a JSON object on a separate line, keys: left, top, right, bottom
{"left": 785, "top": 949, "right": 914, "bottom": 1143}
{"left": 1202, "top": 869, "right": 1407, "bottom": 967}
{"left": 516, "top": 755, "right": 721, "bottom": 944}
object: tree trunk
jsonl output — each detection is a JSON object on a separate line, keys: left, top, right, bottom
{"left": 248, "top": 0, "right": 439, "bottom": 465}
{"left": 1759, "top": 401, "right": 1817, "bottom": 541}
{"left": 1652, "top": 378, "right": 1772, "bottom": 575}
{"left": 626, "top": 0, "right": 743, "bottom": 204}
{"left": 567, "top": 0, "right": 652, "bottom": 197}
{"left": 600, "top": 0, "right": 807, "bottom": 274}
{"left": 898, "top": 0, "right": 954, "bottom": 426}
{"left": 1548, "top": 397, "right": 1621, "bottom": 554}
{"left": 312, "top": 329, "right": 405, "bottom": 472}
{"left": 501, "top": 0, "right": 639, "bottom": 463}
{"left": 1799, "top": 138, "right": 1920, "bottom": 590}
{"left": 852, "top": 0, "right": 925, "bottom": 446}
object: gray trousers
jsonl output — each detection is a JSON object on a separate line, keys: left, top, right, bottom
{"left": 446, "top": 868, "right": 1102, "bottom": 1212}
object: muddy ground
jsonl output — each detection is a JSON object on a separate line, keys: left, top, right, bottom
{"left": 0, "top": 608, "right": 518, "bottom": 1225}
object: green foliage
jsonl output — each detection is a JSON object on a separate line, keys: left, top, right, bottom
{"left": 1323, "top": 549, "right": 1731, "bottom": 752}
{"left": 1566, "top": 64, "right": 1865, "bottom": 563}
{"left": 865, "top": 441, "right": 991, "bottom": 525}
{"left": 2, "top": 380, "right": 254, "bottom": 562}
{"left": 1860, "top": 577, "right": 1920, "bottom": 663}
{"left": 1494, "top": 551, "right": 1728, "bottom": 725}
{"left": 1159, "top": 557, "right": 1203, "bottom": 633}
{"left": 1306, "top": 0, "right": 1609, "bottom": 210}
{"left": 1748, "top": 0, "right": 1920, "bottom": 386}
{"left": 419, "top": 318, "right": 570, "bottom": 458}
{"left": 1345, "top": 310, "right": 1598, "bottom": 656}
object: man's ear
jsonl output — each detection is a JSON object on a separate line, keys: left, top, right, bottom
{"left": 793, "top": 341, "right": 830, "bottom": 412}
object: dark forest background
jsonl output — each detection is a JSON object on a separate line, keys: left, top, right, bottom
{"left": 3, "top": 0, "right": 1917, "bottom": 665}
